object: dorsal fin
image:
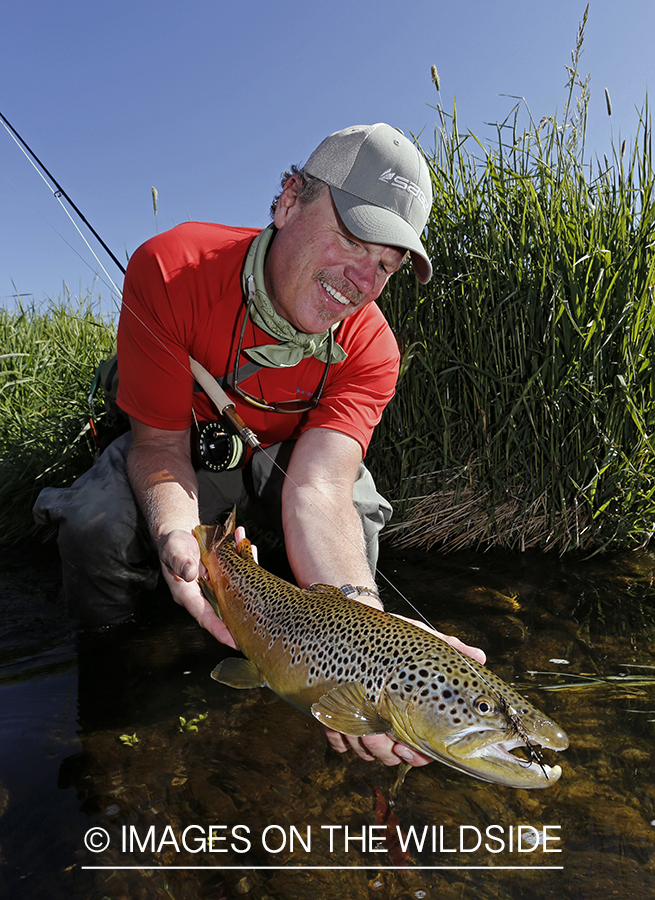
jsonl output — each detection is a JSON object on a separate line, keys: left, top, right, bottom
{"left": 207, "top": 506, "right": 237, "bottom": 552}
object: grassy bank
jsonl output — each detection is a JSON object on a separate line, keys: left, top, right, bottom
{"left": 369, "top": 15, "right": 655, "bottom": 552}
{"left": 0, "top": 295, "right": 115, "bottom": 545}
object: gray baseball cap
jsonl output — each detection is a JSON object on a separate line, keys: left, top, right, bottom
{"left": 304, "top": 123, "right": 433, "bottom": 283}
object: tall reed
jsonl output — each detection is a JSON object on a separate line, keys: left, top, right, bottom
{"left": 370, "top": 34, "right": 655, "bottom": 551}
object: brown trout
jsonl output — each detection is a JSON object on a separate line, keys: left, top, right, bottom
{"left": 194, "top": 511, "right": 568, "bottom": 788}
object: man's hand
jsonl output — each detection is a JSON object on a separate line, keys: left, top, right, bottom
{"left": 158, "top": 528, "right": 238, "bottom": 648}
{"left": 324, "top": 729, "right": 434, "bottom": 766}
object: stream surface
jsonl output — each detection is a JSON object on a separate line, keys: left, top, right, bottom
{"left": 1, "top": 537, "right": 655, "bottom": 899}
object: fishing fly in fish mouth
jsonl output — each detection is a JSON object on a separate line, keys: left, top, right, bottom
{"left": 195, "top": 511, "right": 569, "bottom": 789}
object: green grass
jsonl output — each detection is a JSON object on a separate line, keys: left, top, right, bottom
{"left": 0, "top": 293, "right": 116, "bottom": 545}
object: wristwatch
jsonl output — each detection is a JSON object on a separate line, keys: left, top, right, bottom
{"left": 339, "top": 584, "right": 383, "bottom": 608}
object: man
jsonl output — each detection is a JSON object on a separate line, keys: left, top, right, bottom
{"left": 35, "top": 123, "right": 483, "bottom": 767}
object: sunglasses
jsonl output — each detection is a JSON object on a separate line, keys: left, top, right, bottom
{"left": 229, "top": 296, "right": 334, "bottom": 414}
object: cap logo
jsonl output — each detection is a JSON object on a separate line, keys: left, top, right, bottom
{"left": 378, "top": 169, "right": 430, "bottom": 214}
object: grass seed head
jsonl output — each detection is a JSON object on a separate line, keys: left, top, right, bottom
{"left": 605, "top": 87, "right": 612, "bottom": 117}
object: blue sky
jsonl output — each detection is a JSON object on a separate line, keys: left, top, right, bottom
{"left": 1, "top": 1, "right": 653, "bottom": 314}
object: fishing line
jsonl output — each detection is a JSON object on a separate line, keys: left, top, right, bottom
{"left": 2, "top": 114, "right": 541, "bottom": 750}
{"left": 0, "top": 167, "right": 120, "bottom": 301}
{"left": 0, "top": 111, "right": 126, "bottom": 279}
{"left": 0, "top": 112, "right": 124, "bottom": 300}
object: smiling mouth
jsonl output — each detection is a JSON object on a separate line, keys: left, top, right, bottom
{"left": 320, "top": 279, "right": 354, "bottom": 307}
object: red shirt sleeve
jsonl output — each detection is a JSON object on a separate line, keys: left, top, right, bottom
{"left": 116, "top": 223, "right": 257, "bottom": 430}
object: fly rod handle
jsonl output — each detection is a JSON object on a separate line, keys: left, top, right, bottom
{"left": 189, "top": 356, "right": 233, "bottom": 414}
{"left": 188, "top": 356, "right": 261, "bottom": 450}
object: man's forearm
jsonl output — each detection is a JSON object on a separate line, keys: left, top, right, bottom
{"left": 283, "top": 483, "right": 375, "bottom": 589}
{"left": 281, "top": 428, "right": 381, "bottom": 608}
{"left": 126, "top": 424, "right": 200, "bottom": 549}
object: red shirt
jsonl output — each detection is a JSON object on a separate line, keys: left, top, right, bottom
{"left": 117, "top": 222, "right": 400, "bottom": 455}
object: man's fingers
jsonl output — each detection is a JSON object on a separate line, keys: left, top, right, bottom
{"left": 442, "top": 634, "right": 486, "bottom": 665}
{"left": 323, "top": 728, "right": 433, "bottom": 767}
{"left": 160, "top": 529, "right": 201, "bottom": 582}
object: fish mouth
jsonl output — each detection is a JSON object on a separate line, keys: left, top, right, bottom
{"left": 416, "top": 727, "right": 568, "bottom": 789}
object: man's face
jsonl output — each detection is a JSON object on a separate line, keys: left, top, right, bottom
{"left": 264, "top": 176, "right": 406, "bottom": 334}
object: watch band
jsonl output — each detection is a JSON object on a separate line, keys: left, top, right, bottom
{"left": 339, "top": 584, "right": 382, "bottom": 606}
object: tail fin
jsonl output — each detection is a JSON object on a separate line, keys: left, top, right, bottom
{"left": 193, "top": 524, "right": 213, "bottom": 555}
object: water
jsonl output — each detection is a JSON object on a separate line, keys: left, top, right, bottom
{"left": 1, "top": 539, "right": 655, "bottom": 899}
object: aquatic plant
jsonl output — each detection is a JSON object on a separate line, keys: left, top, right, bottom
{"left": 179, "top": 712, "right": 209, "bottom": 733}
{"left": 370, "top": 9, "right": 655, "bottom": 553}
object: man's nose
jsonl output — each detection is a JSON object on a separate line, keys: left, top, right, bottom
{"left": 344, "top": 259, "right": 378, "bottom": 296}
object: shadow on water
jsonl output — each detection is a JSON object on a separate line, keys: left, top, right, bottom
{"left": 1, "top": 537, "right": 655, "bottom": 899}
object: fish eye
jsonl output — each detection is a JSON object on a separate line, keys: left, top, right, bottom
{"left": 473, "top": 696, "right": 494, "bottom": 716}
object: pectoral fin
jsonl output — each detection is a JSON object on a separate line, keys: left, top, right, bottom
{"left": 211, "top": 658, "right": 264, "bottom": 689}
{"left": 311, "top": 682, "right": 391, "bottom": 736}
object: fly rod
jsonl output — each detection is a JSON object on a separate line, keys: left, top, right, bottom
{"left": 0, "top": 110, "right": 126, "bottom": 277}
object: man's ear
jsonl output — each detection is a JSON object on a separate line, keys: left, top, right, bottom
{"left": 273, "top": 174, "right": 302, "bottom": 229}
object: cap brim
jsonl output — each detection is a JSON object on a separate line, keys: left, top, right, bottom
{"left": 330, "top": 186, "right": 432, "bottom": 284}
